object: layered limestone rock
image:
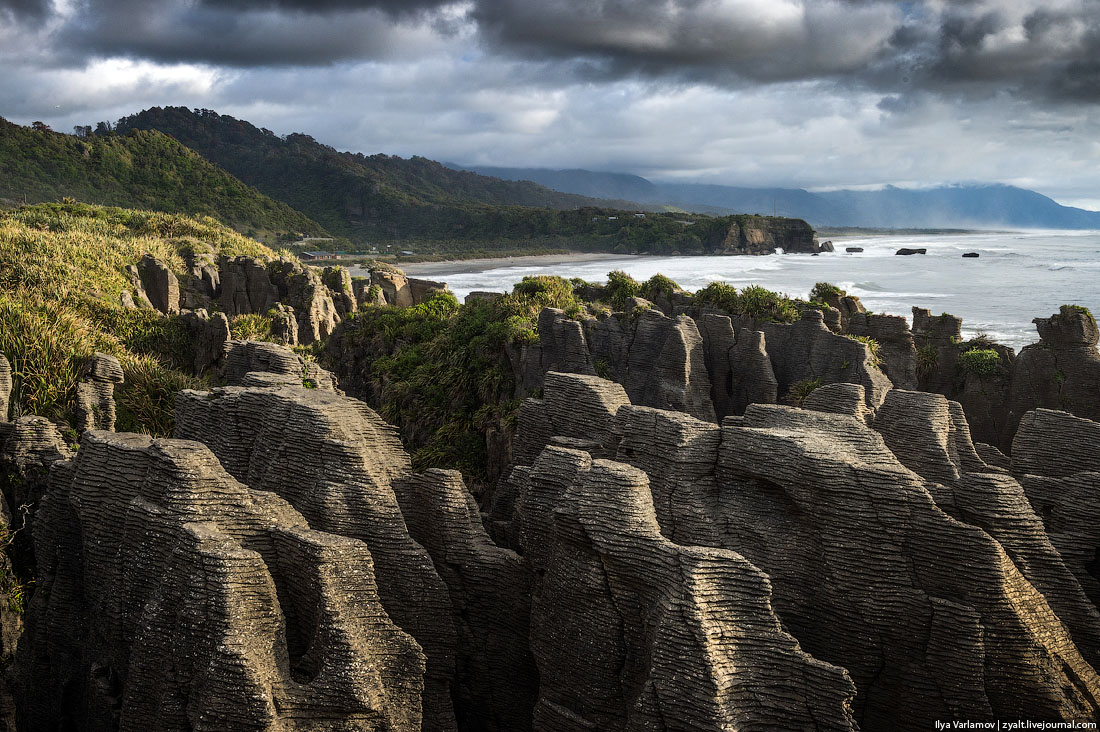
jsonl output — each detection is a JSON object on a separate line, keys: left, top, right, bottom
{"left": 123, "top": 263, "right": 153, "bottom": 310}
{"left": 180, "top": 309, "right": 230, "bottom": 375}
{"left": 761, "top": 309, "right": 892, "bottom": 408}
{"left": 802, "top": 382, "right": 874, "bottom": 423}
{"left": 0, "top": 354, "right": 10, "bottom": 420}
{"left": 513, "top": 307, "right": 716, "bottom": 422}
{"left": 1006, "top": 307, "right": 1100, "bottom": 444}
{"left": 393, "top": 469, "right": 538, "bottom": 732}
{"left": 218, "top": 255, "right": 278, "bottom": 316}
{"left": 696, "top": 313, "right": 778, "bottom": 418}
{"left": 74, "top": 353, "right": 124, "bottom": 433}
{"left": 848, "top": 312, "right": 918, "bottom": 389}
{"left": 508, "top": 371, "right": 1100, "bottom": 728}
{"left": 322, "top": 265, "right": 358, "bottom": 318}
{"left": 269, "top": 302, "right": 299, "bottom": 346}
{"left": 1012, "top": 409, "right": 1100, "bottom": 612}
{"left": 220, "top": 340, "right": 338, "bottom": 390}
{"left": 613, "top": 308, "right": 715, "bottom": 421}
{"left": 517, "top": 446, "right": 858, "bottom": 731}
{"left": 269, "top": 259, "right": 340, "bottom": 345}
{"left": 175, "top": 381, "right": 535, "bottom": 730}
{"left": 371, "top": 269, "right": 413, "bottom": 307}
{"left": 874, "top": 390, "right": 1100, "bottom": 667}
{"left": 137, "top": 254, "right": 180, "bottom": 315}
{"left": 15, "top": 431, "right": 425, "bottom": 731}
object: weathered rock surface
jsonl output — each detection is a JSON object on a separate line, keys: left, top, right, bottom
{"left": 696, "top": 313, "right": 779, "bottom": 418}
{"left": 517, "top": 446, "right": 858, "bottom": 731}
{"left": 218, "top": 255, "right": 278, "bottom": 316}
{"left": 322, "top": 265, "right": 358, "bottom": 318}
{"left": 15, "top": 430, "right": 425, "bottom": 731}
{"left": 393, "top": 469, "right": 537, "bottom": 732}
{"left": 371, "top": 270, "right": 414, "bottom": 307}
{"left": 848, "top": 312, "right": 918, "bottom": 389}
{"left": 1006, "top": 308, "right": 1100, "bottom": 445}
{"left": 874, "top": 391, "right": 1100, "bottom": 666}
{"left": 220, "top": 340, "right": 337, "bottom": 390}
{"left": 137, "top": 254, "right": 180, "bottom": 315}
{"left": 1011, "top": 409, "right": 1100, "bottom": 620}
{"left": 74, "top": 352, "right": 124, "bottom": 433}
{"left": 269, "top": 259, "right": 340, "bottom": 345}
{"left": 0, "top": 354, "right": 10, "bottom": 421}
{"left": 506, "top": 371, "right": 1100, "bottom": 728}
{"left": 761, "top": 309, "right": 892, "bottom": 407}
{"left": 176, "top": 381, "right": 539, "bottom": 730}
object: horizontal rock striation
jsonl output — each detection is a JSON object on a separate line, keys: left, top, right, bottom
{"left": 517, "top": 446, "right": 858, "bottom": 731}
{"left": 175, "top": 378, "right": 536, "bottom": 731}
{"left": 505, "top": 371, "right": 1100, "bottom": 729}
{"left": 15, "top": 430, "right": 425, "bottom": 731}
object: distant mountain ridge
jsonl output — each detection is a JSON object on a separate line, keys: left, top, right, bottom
{"left": 451, "top": 164, "right": 1100, "bottom": 230}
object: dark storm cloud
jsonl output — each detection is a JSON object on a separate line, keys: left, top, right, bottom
{"left": 0, "top": 0, "right": 49, "bottom": 20}
{"left": 53, "top": 0, "right": 459, "bottom": 67}
{"left": 198, "top": 0, "right": 454, "bottom": 15}
{"left": 11, "top": 0, "right": 1100, "bottom": 104}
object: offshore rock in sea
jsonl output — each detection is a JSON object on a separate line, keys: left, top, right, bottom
{"left": 14, "top": 431, "right": 425, "bottom": 731}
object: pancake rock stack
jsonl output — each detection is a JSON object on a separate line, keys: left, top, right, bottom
{"left": 5, "top": 331, "right": 1100, "bottom": 731}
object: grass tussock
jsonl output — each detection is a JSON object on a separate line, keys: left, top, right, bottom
{"left": 0, "top": 202, "right": 276, "bottom": 435}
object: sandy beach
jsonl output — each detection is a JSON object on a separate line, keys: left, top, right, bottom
{"left": 360, "top": 252, "right": 633, "bottom": 278}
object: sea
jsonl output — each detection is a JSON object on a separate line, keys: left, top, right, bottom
{"left": 400, "top": 231, "right": 1100, "bottom": 352}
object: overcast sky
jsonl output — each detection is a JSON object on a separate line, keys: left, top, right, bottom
{"left": 2, "top": 0, "right": 1099, "bottom": 208}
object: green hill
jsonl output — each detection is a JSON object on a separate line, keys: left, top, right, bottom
{"left": 0, "top": 117, "right": 327, "bottom": 244}
{"left": 0, "top": 201, "right": 277, "bottom": 436}
{"left": 114, "top": 106, "right": 656, "bottom": 247}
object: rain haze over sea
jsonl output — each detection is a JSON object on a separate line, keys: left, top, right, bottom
{"left": 395, "top": 232, "right": 1100, "bottom": 352}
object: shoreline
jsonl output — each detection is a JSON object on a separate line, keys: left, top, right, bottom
{"left": 371, "top": 252, "right": 634, "bottom": 277}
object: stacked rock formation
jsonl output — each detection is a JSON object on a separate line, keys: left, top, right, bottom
{"left": 173, "top": 370, "right": 537, "bottom": 731}
{"left": 1012, "top": 409, "right": 1100, "bottom": 612}
{"left": 15, "top": 430, "right": 425, "bottom": 731}
{"left": 136, "top": 254, "right": 180, "bottom": 315}
{"left": 502, "top": 371, "right": 1100, "bottom": 728}
{"left": 74, "top": 353, "right": 124, "bottom": 433}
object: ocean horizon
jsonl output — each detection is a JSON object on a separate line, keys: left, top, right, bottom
{"left": 395, "top": 230, "right": 1100, "bottom": 352}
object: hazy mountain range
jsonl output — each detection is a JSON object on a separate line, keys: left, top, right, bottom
{"left": 452, "top": 165, "right": 1100, "bottom": 230}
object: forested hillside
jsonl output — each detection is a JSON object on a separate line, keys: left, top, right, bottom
{"left": 114, "top": 107, "right": 650, "bottom": 246}
{"left": 0, "top": 118, "right": 326, "bottom": 243}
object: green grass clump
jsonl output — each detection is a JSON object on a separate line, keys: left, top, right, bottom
{"left": 329, "top": 276, "right": 589, "bottom": 483}
{"left": 0, "top": 202, "right": 277, "bottom": 435}
{"left": 846, "top": 334, "right": 883, "bottom": 367}
{"left": 230, "top": 313, "right": 275, "bottom": 342}
{"left": 606, "top": 270, "right": 641, "bottom": 311}
{"left": 916, "top": 344, "right": 938, "bottom": 381}
{"left": 788, "top": 377, "right": 824, "bottom": 407}
{"left": 693, "top": 282, "right": 799, "bottom": 324}
{"left": 641, "top": 273, "right": 681, "bottom": 302}
{"left": 693, "top": 282, "right": 740, "bottom": 312}
{"left": 810, "top": 282, "right": 845, "bottom": 302}
{"left": 958, "top": 348, "right": 1001, "bottom": 377}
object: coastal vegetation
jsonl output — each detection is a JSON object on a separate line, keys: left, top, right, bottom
{"left": 0, "top": 201, "right": 275, "bottom": 435}
{"left": 0, "top": 117, "right": 326, "bottom": 244}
